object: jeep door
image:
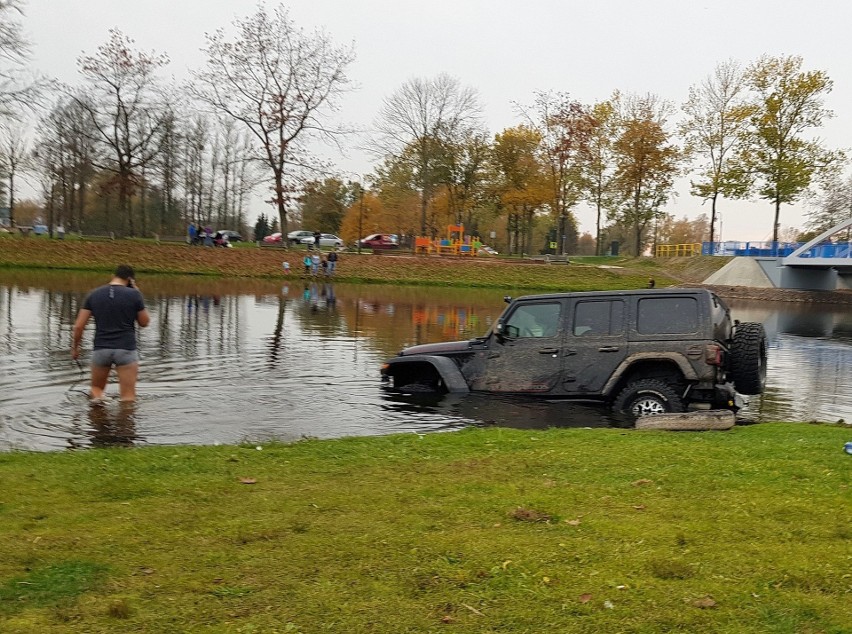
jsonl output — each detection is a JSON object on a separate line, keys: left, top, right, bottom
{"left": 562, "top": 297, "right": 628, "bottom": 394}
{"left": 477, "top": 299, "right": 565, "bottom": 393}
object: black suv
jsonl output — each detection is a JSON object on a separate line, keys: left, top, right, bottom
{"left": 381, "top": 288, "right": 767, "bottom": 418}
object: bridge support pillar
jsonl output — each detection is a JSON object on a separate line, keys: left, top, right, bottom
{"left": 779, "top": 266, "right": 838, "bottom": 291}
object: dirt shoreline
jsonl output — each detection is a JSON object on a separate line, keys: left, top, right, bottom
{"left": 687, "top": 283, "right": 852, "bottom": 305}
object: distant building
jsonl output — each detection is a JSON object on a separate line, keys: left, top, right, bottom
{"left": 0, "top": 207, "right": 9, "bottom": 227}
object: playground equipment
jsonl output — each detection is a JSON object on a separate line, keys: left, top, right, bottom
{"left": 414, "top": 224, "right": 481, "bottom": 256}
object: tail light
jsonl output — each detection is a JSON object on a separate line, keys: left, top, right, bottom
{"left": 705, "top": 343, "right": 723, "bottom": 366}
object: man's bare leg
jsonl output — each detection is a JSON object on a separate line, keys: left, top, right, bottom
{"left": 115, "top": 362, "right": 139, "bottom": 402}
{"left": 90, "top": 364, "right": 111, "bottom": 400}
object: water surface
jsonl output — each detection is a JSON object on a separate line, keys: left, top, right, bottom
{"left": 1, "top": 270, "right": 849, "bottom": 451}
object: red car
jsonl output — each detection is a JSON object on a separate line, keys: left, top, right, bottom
{"left": 359, "top": 233, "right": 399, "bottom": 249}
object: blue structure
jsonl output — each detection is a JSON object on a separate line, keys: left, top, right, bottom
{"left": 701, "top": 241, "right": 802, "bottom": 257}
{"left": 704, "top": 218, "right": 852, "bottom": 290}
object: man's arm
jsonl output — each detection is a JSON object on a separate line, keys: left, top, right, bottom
{"left": 71, "top": 308, "right": 91, "bottom": 360}
{"left": 137, "top": 308, "right": 151, "bottom": 328}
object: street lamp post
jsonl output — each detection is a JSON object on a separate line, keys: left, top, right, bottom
{"left": 357, "top": 185, "right": 364, "bottom": 255}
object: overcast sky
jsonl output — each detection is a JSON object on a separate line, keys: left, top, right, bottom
{"left": 19, "top": 0, "right": 852, "bottom": 241}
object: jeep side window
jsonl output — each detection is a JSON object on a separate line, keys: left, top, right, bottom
{"left": 503, "top": 302, "right": 561, "bottom": 338}
{"left": 637, "top": 297, "right": 699, "bottom": 334}
{"left": 573, "top": 300, "right": 624, "bottom": 336}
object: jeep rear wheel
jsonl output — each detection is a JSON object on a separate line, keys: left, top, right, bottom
{"left": 613, "top": 379, "right": 684, "bottom": 420}
{"left": 729, "top": 322, "right": 767, "bottom": 395}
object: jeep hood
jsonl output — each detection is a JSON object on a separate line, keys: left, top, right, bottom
{"left": 399, "top": 340, "right": 471, "bottom": 356}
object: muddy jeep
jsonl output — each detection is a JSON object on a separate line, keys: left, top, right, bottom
{"left": 380, "top": 288, "right": 767, "bottom": 419}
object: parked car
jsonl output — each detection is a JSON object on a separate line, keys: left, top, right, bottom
{"left": 359, "top": 233, "right": 399, "bottom": 249}
{"left": 381, "top": 288, "right": 768, "bottom": 420}
{"left": 216, "top": 230, "right": 243, "bottom": 242}
{"left": 299, "top": 233, "right": 344, "bottom": 248}
{"left": 263, "top": 232, "right": 283, "bottom": 243}
{"left": 287, "top": 230, "right": 315, "bottom": 245}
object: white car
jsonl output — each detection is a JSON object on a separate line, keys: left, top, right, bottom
{"left": 287, "top": 230, "right": 315, "bottom": 244}
{"left": 300, "top": 233, "right": 344, "bottom": 248}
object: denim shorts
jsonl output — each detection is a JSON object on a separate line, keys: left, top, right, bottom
{"left": 91, "top": 348, "right": 139, "bottom": 367}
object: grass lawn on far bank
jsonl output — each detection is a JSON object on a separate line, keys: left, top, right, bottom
{"left": 0, "top": 236, "right": 729, "bottom": 291}
{"left": 0, "top": 423, "right": 849, "bottom": 633}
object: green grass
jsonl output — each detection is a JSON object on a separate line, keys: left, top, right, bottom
{"left": 0, "top": 423, "right": 849, "bottom": 632}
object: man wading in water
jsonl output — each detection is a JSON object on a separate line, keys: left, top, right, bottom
{"left": 72, "top": 265, "right": 151, "bottom": 402}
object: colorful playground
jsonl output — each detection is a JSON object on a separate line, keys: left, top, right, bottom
{"left": 414, "top": 225, "right": 482, "bottom": 256}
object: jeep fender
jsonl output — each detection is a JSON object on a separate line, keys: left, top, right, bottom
{"left": 384, "top": 355, "right": 470, "bottom": 393}
{"left": 601, "top": 352, "right": 699, "bottom": 396}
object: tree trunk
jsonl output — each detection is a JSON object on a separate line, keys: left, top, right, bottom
{"left": 120, "top": 173, "right": 134, "bottom": 237}
{"left": 77, "top": 177, "right": 86, "bottom": 233}
{"left": 709, "top": 192, "right": 718, "bottom": 246}
{"left": 274, "top": 170, "right": 287, "bottom": 235}
{"left": 773, "top": 196, "right": 781, "bottom": 244}
{"left": 140, "top": 165, "right": 148, "bottom": 237}
{"left": 634, "top": 186, "right": 642, "bottom": 256}
{"left": 8, "top": 172, "right": 14, "bottom": 228}
{"left": 419, "top": 190, "right": 428, "bottom": 236}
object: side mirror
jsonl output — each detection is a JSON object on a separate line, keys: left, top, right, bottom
{"left": 503, "top": 295, "right": 512, "bottom": 304}
{"left": 494, "top": 321, "right": 506, "bottom": 342}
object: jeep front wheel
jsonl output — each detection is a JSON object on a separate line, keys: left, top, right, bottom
{"left": 613, "top": 379, "right": 684, "bottom": 419}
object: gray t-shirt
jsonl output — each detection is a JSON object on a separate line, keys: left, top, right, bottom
{"left": 83, "top": 284, "right": 146, "bottom": 350}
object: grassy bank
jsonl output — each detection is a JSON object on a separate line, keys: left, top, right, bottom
{"left": 0, "top": 236, "right": 728, "bottom": 291}
{"left": 1, "top": 424, "right": 849, "bottom": 633}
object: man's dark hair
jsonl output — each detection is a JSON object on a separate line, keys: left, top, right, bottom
{"left": 114, "top": 264, "right": 136, "bottom": 280}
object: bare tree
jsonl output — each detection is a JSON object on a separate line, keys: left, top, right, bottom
{"left": 38, "top": 98, "right": 99, "bottom": 232}
{"left": 0, "top": 0, "right": 41, "bottom": 118}
{"left": 153, "top": 105, "right": 182, "bottom": 233}
{"left": 192, "top": 4, "right": 354, "bottom": 235}
{"left": 809, "top": 173, "right": 852, "bottom": 235}
{"left": 182, "top": 114, "right": 208, "bottom": 226}
{"left": 73, "top": 29, "right": 170, "bottom": 236}
{"left": 0, "top": 123, "right": 29, "bottom": 226}
{"left": 680, "top": 60, "right": 751, "bottom": 246}
{"left": 374, "top": 74, "right": 483, "bottom": 236}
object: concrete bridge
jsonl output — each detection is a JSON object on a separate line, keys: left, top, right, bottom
{"left": 705, "top": 217, "right": 852, "bottom": 291}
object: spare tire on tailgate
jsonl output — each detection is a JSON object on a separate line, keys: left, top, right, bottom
{"left": 729, "top": 322, "right": 767, "bottom": 395}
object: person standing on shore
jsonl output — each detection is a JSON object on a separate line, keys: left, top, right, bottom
{"left": 72, "top": 265, "right": 150, "bottom": 402}
{"left": 326, "top": 250, "right": 338, "bottom": 276}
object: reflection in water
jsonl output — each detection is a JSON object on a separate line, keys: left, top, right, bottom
{"left": 84, "top": 400, "right": 139, "bottom": 448}
{"left": 0, "top": 269, "right": 850, "bottom": 451}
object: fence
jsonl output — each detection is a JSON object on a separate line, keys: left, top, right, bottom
{"left": 655, "top": 243, "right": 702, "bottom": 257}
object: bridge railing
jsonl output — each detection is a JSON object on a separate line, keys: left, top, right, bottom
{"left": 702, "top": 241, "right": 802, "bottom": 257}
{"left": 790, "top": 241, "right": 851, "bottom": 259}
